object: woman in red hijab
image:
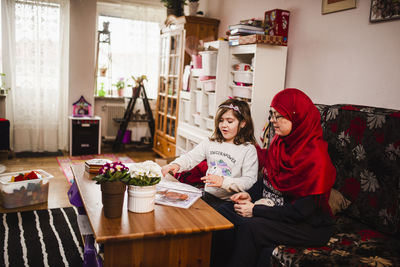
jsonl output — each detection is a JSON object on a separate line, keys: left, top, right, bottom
{"left": 213, "top": 89, "right": 336, "bottom": 267}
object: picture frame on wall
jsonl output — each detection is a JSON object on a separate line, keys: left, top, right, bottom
{"left": 369, "top": 0, "right": 400, "bottom": 23}
{"left": 322, "top": 0, "right": 356, "bottom": 15}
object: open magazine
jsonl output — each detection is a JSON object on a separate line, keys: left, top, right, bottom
{"left": 156, "top": 175, "right": 203, "bottom": 209}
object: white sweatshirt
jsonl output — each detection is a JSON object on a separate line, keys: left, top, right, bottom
{"left": 172, "top": 139, "right": 258, "bottom": 200}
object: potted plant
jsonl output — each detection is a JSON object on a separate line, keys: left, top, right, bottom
{"left": 126, "top": 161, "right": 161, "bottom": 213}
{"left": 92, "top": 162, "right": 130, "bottom": 218}
{"left": 160, "top": 0, "right": 185, "bottom": 17}
{"left": 113, "top": 78, "right": 125, "bottom": 97}
{"left": 187, "top": 0, "right": 199, "bottom": 16}
{"left": 0, "top": 73, "right": 11, "bottom": 95}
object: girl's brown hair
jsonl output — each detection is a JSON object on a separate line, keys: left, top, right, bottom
{"left": 210, "top": 98, "right": 256, "bottom": 145}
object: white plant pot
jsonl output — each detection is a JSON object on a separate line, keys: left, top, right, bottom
{"left": 127, "top": 185, "right": 156, "bottom": 213}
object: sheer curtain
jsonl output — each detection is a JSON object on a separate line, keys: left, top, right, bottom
{"left": 2, "top": 0, "right": 69, "bottom": 152}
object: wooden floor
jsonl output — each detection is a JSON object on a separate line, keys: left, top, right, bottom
{"left": 0, "top": 146, "right": 159, "bottom": 213}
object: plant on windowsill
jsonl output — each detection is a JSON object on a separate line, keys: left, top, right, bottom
{"left": 125, "top": 161, "right": 162, "bottom": 213}
{"left": 112, "top": 78, "right": 125, "bottom": 97}
{"left": 92, "top": 162, "right": 130, "bottom": 218}
{"left": 0, "top": 73, "right": 11, "bottom": 95}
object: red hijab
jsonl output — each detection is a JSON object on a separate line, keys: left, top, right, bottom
{"left": 264, "top": 88, "right": 336, "bottom": 201}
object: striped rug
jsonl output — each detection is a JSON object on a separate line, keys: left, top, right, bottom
{"left": 0, "top": 207, "right": 84, "bottom": 267}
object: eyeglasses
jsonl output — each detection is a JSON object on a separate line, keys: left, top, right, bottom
{"left": 269, "top": 111, "right": 284, "bottom": 121}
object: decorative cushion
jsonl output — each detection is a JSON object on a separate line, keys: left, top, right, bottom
{"left": 271, "top": 216, "right": 400, "bottom": 267}
{"left": 323, "top": 104, "right": 400, "bottom": 235}
{"left": 328, "top": 188, "right": 351, "bottom": 216}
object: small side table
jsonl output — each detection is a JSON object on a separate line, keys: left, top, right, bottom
{"left": 69, "top": 116, "right": 101, "bottom": 156}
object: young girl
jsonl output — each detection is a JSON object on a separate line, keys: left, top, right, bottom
{"left": 161, "top": 98, "right": 258, "bottom": 202}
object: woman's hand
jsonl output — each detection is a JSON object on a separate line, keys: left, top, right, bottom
{"left": 201, "top": 174, "right": 223, "bottom": 187}
{"left": 234, "top": 200, "right": 254, "bottom": 217}
{"left": 161, "top": 163, "right": 180, "bottom": 177}
{"left": 231, "top": 192, "right": 252, "bottom": 203}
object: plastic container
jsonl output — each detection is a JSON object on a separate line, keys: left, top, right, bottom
{"left": 0, "top": 169, "right": 54, "bottom": 209}
{"left": 182, "top": 99, "right": 191, "bottom": 122}
{"left": 201, "top": 79, "right": 216, "bottom": 92}
{"left": 191, "top": 54, "right": 202, "bottom": 69}
{"left": 232, "top": 71, "right": 253, "bottom": 84}
{"left": 231, "top": 85, "right": 252, "bottom": 99}
{"left": 206, "top": 92, "right": 216, "bottom": 117}
{"left": 204, "top": 117, "right": 214, "bottom": 131}
{"left": 199, "top": 51, "right": 217, "bottom": 76}
{"left": 195, "top": 90, "right": 202, "bottom": 113}
{"left": 192, "top": 114, "right": 201, "bottom": 126}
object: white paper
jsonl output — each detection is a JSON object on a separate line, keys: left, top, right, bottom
{"left": 155, "top": 177, "right": 203, "bottom": 209}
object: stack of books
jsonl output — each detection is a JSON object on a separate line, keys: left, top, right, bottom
{"left": 85, "top": 159, "right": 112, "bottom": 174}
{"left": 228, "top": 24, "right": 265, "bottom": 46}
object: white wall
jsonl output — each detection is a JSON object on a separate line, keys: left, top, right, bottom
{"left": 208, "top": 0, "right": 400, "bottom": 109}
{"left": 69, "top": 0, "right": 97, "bottom": 114}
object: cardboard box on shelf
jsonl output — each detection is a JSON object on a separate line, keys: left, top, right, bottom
{"left": 238, "top": 34, "right": 284, "bottom": 46}
{"left": 264, "top": 9, "right": 290, "bottom": 46}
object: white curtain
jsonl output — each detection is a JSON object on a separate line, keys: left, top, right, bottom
{"left": 2, "top": 0, "right": 69, "bottom": 152}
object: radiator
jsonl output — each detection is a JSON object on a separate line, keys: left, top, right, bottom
{"left": 103, "top": 104, "right": 125, "bottom": 140}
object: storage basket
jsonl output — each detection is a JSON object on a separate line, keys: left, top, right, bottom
{"left": 0, "top": 170, "right": 54, "bottom": 209}
{"left": 231, "top": 85, "right": 252, "bottom": 99}
{"left": 201, "top": 79, "right": 216, "bottom": 92}
{"left": 192, "top": 114, "right": 201, "bottom": 126}
{"left": 206, "top": 92, "right": 216, "bottom": 117}
{"left": 195, "top": 90, "right": 202, "bottom": 113}
{"left": 199, "top": 51, "right": 217, "bottom": 76}
{"left": 182, "top": 100, "right": 191, "bottom": 122}
{"left": 204, "top": 117, "right": 214, "bottom": 131}
{"left": 232, "top": 71, "right": 253, "bottom": 84}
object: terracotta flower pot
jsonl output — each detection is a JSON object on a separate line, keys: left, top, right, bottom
{"left": 101, "top": 181, "right": 126, "bottom": 218}
{"left": 117, "top": 88, "right": 124, "bottom": 97}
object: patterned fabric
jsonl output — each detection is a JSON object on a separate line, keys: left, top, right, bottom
{"left": 323, "top": 104, "right": 400, "bottom": 235}
{"left": 272, "top": 216, "right": 400, "bottom": 267}
{"left": 271, "top": 104, "right": 400, "bottom": 267}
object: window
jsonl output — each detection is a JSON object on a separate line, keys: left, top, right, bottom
{"left": 96, "top": 3, "right": 165, "bottom": 99}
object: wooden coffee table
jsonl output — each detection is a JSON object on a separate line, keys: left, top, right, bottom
{"left": 71, "top": 164, "right": 233, "bottom": 267}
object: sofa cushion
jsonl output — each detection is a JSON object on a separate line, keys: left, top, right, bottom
{"left": 328, "top": 188, "right": 351, "bottom": 216}
{"left": 271, "top": 215, "right": 400, "bottom": 267}
{"left": 323, "top": 104, "right": 400, "bottom": 235}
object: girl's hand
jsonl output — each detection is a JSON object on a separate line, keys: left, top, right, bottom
{"left": 231, "top": 192, "right": 252, "bottom": 203}
{"left": 161, "top": 163, "right": 180, "bottom": 177}
{"left": 234, "top": 200, "right": 254, "bottom": 217}
{"left": 201, "top": 174, "right": 224, "bottom": 187}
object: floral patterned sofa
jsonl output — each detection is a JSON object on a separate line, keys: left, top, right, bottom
{"left": 175, "top": 103, "right": 400, "bottom": 266}
{"left": 271, "top": 104, "right": 400, "bottom": 267}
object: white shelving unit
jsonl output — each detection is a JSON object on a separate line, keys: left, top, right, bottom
{"left": 229, "top": 44, "right": 288, "bottom": 146}
{"left": 176, "top": 40, "right": 229, "bottom": 155}
{"left": 176, "top": 42, "right": 287, "bottom": 155}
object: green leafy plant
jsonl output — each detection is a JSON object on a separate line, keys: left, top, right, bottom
{"left": 161, "top": 0, "right": 185, "bottom": 8}
{"left": 92, "top": 162, "right": 131, "bottom": 184}
{"left": 113, "top": 77, "right": 125, "bottom": 90}
{"left": 0, "top": 73, "right": 11, "bottom": 94}
{"left": 126, "top": 161, "right": 161, "bottom": 186}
